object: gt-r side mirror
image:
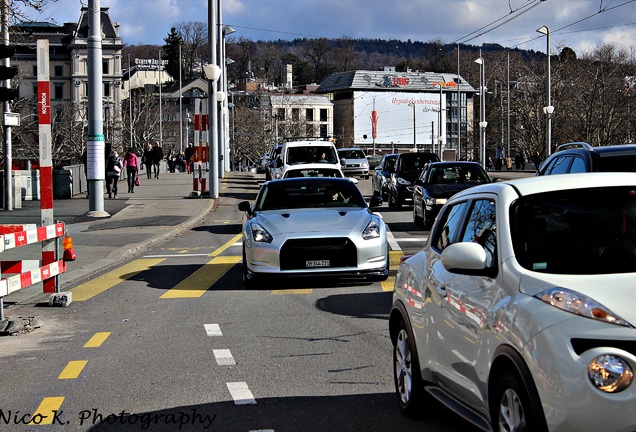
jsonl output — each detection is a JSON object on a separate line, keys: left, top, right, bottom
{"left": 238, "top": 201, "right": 254, "bottom": 217}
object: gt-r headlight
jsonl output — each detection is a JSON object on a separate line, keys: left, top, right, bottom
{"left": 425, "top": 196, "right": 448, "bottom": 205}
{"left": 362, "top": 216, "right": 382, "bottom": 240}
{"left": 535, "top": 287, "right": 631, "bottom": 327}
{"left": 396, "top": 177, "right": 411, "bottom": 186}
{"left": 250, "top": 223, "right": 273, "bottom": 243}
{"left": 588, "top": 355, "right": 634, "bottom": 393}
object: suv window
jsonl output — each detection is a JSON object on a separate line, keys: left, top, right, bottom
{"left": 511, "top": 186, "right": 636, "bottom": 274}
{"left": 461, "top": 199, "right": 497, "bottom": 268}
{"left": 546, "top": 156, "right": 571, "bottom": 174}
{"left": 568, "top": 156, "right": 586, "bottom": 173}
{"left": 433, "top": 201, "right": 469, "bottom": 251}
{"left": 597, "top": 154, "right": 636, "bottom": 172}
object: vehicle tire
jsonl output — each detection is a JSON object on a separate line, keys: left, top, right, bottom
{"left": 388, "top": 190, "right": 397, "bottom": 209}
{"left": 413, "top": 204, "right": 423, "bottom": 225}
{"left": 393, "top": 318, "right": 425, "bottom": 417}
{"left": 492, "top": 372, "right": 548, "bottom": 432}
{"left": 422, "top": 207, "right": 432, "bottom": 230}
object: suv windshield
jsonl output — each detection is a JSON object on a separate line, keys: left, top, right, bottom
{"left": 287, "top": 146, "right": 338, "bottom": 165}
{"left": 511, "top": 186, "right": 636, "bottom": 274}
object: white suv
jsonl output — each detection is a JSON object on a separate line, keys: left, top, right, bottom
{"left": 275, "top": 140, "right": 341, "bottom": 179}
{"left": 338, "top": 147, "right": 370, "bottom": 179}
{"left": 391, "top": 172, "right": 636, "bottom": 431}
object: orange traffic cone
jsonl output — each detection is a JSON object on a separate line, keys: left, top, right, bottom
{"left": 62, "top": 234, "right": 76, "bottom": 261}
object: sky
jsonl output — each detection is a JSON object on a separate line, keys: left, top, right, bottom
{"left": 22, "top": 0, "right": 636, "bottom": 56}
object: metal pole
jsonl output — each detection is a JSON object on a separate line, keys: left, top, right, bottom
{"left": 2, "top": 0, "right": 12, "bottom": 211}
{"left": 208, "top": 0, "right": 219, "bottom": 198}
{"left": 438, "top": 83, "right": 443, "bottom": 160}
{"left": 410, "top": 103, "right": 416, "bottom": 151}
{"left": 86, "top": 0, "right": 107, "bottom": 217}
{"left": 158, "top": 49, "right": 163, "bottom": 148}
{"left": 507, "top": 52, "right": 511, "bottom": 158}
{"left": 179, "top": 43, "right": 183, "bottom": 152}
{"left": 128, "top": 54, "right": 133, "bottom": 150}
{"left": 457, "top": 44, "right": 461, "bottom": 160}
{"left": 546, "top": 29, "right": 552, "bottom": 156}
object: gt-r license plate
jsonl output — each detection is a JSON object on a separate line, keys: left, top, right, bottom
{"left": 306, "top": 260, "right": 330, "bottom": 268}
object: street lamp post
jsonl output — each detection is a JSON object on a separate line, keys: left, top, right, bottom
{"left": 437, "top": 83, "right": 444, "bottom": 160}
{"left": 537, "top": 25, "right": 553, "bottom": 156}
{"left": 474, "top": 54, "right": 487, "bottom": 168}
{"left": 408, "top": 102, "right": 416, "bottom": 151}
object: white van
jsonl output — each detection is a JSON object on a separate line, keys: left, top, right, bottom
{"left": 276, "top": 140, "right": 341, "bottom": 179}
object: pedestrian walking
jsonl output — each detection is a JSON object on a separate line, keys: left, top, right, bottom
{"left": 106, "top": 149, "right": 122, "bottom": 199}
{"left": 123, "top": 147, "right": 140, "bottom": 193}
{"left": 185, "top": 143, "right": 194, "bottom": 174}
{"left": 152, "top": 141, "right": 164, "bottom": 179}
{"left": 143, "top": 143, "right": 154, "bottom": 179}
{"left": 167, "top": 149, "right": 176, "bottom": 173}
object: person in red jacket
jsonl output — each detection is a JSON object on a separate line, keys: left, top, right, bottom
{"left": 122, "top": 147, "right": 140, "bottom": 193}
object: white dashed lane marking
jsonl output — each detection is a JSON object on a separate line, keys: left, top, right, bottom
{"left": 213, "top": 349, "right": 236, "bottom": 366}
{"left": 227, "top": 382, "right": 257, "bottom": 405}
{"left": 204, "top": 323, "right": 223, "bottom": 336}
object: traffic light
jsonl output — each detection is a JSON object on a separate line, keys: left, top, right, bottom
{"left": 0, "top": 43, "right": 18, "bottom": 102}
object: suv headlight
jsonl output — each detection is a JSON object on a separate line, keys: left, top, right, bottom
{"left": 396, "top": 177, "right": 411, "bottom": 186}
{"left": 535, "top": 287, "right": 631, "bottom": 327}
{"left": 588, "top": 355, "right": 633, "bottom": 393}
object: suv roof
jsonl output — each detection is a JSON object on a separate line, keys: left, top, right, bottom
{"left": 537, "top": 142, "right": 636, "bottom": 175}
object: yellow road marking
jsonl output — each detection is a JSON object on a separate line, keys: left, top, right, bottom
{"left": 29, "top": 397, "right": 64, "bottom": 425}
{"left": 210, "top": 233, "right": 242, "bottom": 257}
{"left": 160, "top": 256, "right": 242, "bottom": 298}
{"left": 272, "top": 289, "right": 313, "bottom": 295}
{"left": 382, "top": 251, "right": 404, "bottom": 291}
{"left": 84, "top": 332, "right": 111, "bottom": 348}
{"left": 58, "top": 360, "right": 88, "bottom": 379}
{"left": 70, "top": 258, "right": 166, "bottom": 301}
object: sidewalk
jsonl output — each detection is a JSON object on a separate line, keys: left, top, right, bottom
{"left": 0, "top": 170, "right": 224, "bottom": 307}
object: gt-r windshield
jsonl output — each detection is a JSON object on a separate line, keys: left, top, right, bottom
{"left": 256, "top": 180, "right": 367, "bottom": 210}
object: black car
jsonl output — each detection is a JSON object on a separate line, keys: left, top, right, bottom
{"left": 412, "top": 161, "right": 492, "bottom": 228}
{"left": 387, "top": 152, "right": 440, "bottom": 209}
{"left": 536, "top": 142, "right": 636, "bottom": 175}
{"left": 372, "top": 153, "right": 398, "bottom": 201}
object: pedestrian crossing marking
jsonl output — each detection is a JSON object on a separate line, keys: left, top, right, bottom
{"left": 71, "top": 258, "right": 166, "bottom": 301}
{"left": 160, "top": 255, "right": 241, "bottom": 298}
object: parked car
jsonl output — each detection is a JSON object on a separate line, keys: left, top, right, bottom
{"left": 412, "top": 161, "right": 491, "bottom": 228}
{"left": 372, "top": 154, "right": 398, "bottom": 201}
{"left": 282, "top": 163, "right": 355, "bottom": 183}
{"left": 367, "top": 153, "right": 382, "bottom": 169}
{"left": 238, "top": 177, "right": 386, "bottom": 286}
{"left": 266, "top": 144, "right": 282, "bottom": 180}
{"left": 338, "top": 147, "right": 370, "bottom": 179}
{"left": 387, "top": 152, "right": 440, "bottom": 209}
{"left": 390, "top": 172, "right": 636, "bottom": 432}
{"left": 537, "top": 142, "right": 636, "bottom": 176}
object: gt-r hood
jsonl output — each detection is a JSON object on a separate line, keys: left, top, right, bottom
{"left": 255, "top": 208, "right": 373, "bottom": 235}
{"left": 519, "top": 272, "right": 636, "bottom": 326}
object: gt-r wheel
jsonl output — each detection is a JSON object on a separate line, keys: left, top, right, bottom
{"left": 393, "top": 319, "right": 424, "bottom": 417}
{"left": 493, "top": 372, "right": 547, "bottom": 432}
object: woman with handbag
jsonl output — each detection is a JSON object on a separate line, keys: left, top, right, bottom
{"left": 123, "top": 147, "right": 140, "bottom": 193}
{"left": 106, "top": 150, "right": 123, "bottom": 199}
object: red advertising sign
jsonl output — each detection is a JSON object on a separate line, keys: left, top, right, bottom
{"left": 37, "top": 81, "right": 51, "bottom": 125}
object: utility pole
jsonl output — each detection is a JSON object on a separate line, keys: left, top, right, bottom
{"left": 1, "top": 0, "right": 12, "bottom": 210}
{"left": 86, "top": 0, "right": 108, "bottom": 217}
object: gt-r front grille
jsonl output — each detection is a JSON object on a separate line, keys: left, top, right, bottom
{"left": 280, "top": 237, "right": 357, "bottom": 270}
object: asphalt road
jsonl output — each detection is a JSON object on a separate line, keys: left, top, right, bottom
{"left": 0, "top": 173, "right": 494, "bottom": 432}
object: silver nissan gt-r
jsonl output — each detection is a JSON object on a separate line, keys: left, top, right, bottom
{"left": 238, "top": 177, "right": 388, "bottom": 286}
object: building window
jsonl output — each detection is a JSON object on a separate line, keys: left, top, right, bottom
{"left": 306, "top": 108, "right": 314, "bottom": 121}
{"left": 54, "top": 65, "right": 63, "bottom": 77}
{"left": 291, "top": 108, "right": 300, "bottom": 121}
{"left": 306, "top": 124, "right": 314, "bottom": 137}
{"left": 104, "top": 82, "right": 111, "bottom": 98}
{"left": 320, "top": 109, "right": 328, "bottom": 122}
{"left": 319, "top": 124, "right": 328, "bottom": 138}
{"left": 103, "top": 60, "right": 109, "bottom": 75}
{"left": 276, "top": 108, "right": 285, "bottom": 121}
{"left": 54, "top": 83, "right": 64, "bottom": 99}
